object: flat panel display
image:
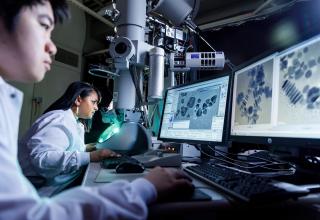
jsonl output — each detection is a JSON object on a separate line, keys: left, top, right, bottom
{"left": 231, "top": 35, "right": 320, "bottom": 146}
{"left": 159, "top": 74, "right": 230, "bottom": 144}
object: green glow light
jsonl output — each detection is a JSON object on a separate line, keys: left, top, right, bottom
{"left": 98, "top": 123, "right": 120, "bottom": 143}
{"left": 114, "top": 127, "right": 120, "bottom": 133}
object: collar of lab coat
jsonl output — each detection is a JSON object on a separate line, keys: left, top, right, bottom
{"left": 65, "top": 108, "right": 85, "bottom": 134}
{"left": 65, "top": 108, "right": 79, "bottom": 125}
{"left": 0, "top": 76, "right": 5, "bottom": 85}
{"left": 0, "top": 76, "right": 23, "bottom": 106}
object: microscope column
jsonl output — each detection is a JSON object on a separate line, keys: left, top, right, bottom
{"left": 115, "top": 0, "right": 146, "bottom": 109}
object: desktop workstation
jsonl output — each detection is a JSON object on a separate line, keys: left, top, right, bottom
{"left": 79, "top": 0, "right": 320, "bottom": 219}
{"left": 83, "top": 45, "right": 320, "bottom": 218}
{"left": 1, "top": 0, "right": 319, "bottom": 219}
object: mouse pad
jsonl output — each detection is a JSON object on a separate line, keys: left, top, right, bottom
{"left": 95, "top": 169, "right": 145, "bottom": 183}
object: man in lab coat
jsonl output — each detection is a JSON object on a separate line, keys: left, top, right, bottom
{"left": 0, "top": 1, "right": 194, "bottom": 219}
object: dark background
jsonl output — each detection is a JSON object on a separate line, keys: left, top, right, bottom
{"left": 199, "top": 0, "right": 320, "bottom": 78}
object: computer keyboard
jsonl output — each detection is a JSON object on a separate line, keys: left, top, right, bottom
{"left": 184, "top": 163, "right": 309, "bottom": 203}
{"left": 101, "top": 155, "right": 141, "bottom": 169}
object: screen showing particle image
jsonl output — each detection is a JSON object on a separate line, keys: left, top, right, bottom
{"left": 231, "top": 54, "right": 277, "bottom": 137}
{"left": 234, "top": 57, "right": 274, "bottom": 125}
{"left": 159, "top": 74, "right": 230, "bottom": 143}
{"left": 231, "top": 34, "right": 320, "bottom": 140}
{"left": 278, "top": 36, "right": 320, "bottom": 126}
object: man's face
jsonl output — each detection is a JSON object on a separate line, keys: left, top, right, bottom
{"left": 0, "top": 1, "right": 57, "bottom": 82}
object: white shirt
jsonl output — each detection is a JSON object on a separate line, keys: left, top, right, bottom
{"left": 18, "top": 109, "right": 90, "bottom": 196}
{"left": 0, "top": 77, "right": 157, "bottom": 220}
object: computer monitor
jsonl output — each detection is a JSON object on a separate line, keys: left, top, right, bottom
{"left": 158, "top": 73, "right": 231, "bottom": 144}
{"left": 230, "top": 34, "right": 320, "bottom": 150}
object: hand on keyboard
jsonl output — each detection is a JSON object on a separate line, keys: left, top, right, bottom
{"left": 90, "top": 149, "right": 121, "bottom": 162}
{"left": 145, "top": 167, "right": 195, "bottom": 202}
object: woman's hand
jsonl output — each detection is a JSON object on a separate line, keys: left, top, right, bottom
{"left": 90, "top": 149, "right": 121, "bottom": 162}
{"left": 85, "top": 143, "right": 97, "bottom": 152}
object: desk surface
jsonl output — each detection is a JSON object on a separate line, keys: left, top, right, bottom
{"left": 82, "top": 162, "right": 320, "bottom": 220}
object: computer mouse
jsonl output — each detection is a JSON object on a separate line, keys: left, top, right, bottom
{"left": 115, "top": 161, "right": 145, "bottom": 173}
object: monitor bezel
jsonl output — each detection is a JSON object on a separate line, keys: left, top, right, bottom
{"left": 158, "top": 72, "right": 232, "bottom": 145}
{"left": 231, "top": 135, "right": 320, "bottom": 149}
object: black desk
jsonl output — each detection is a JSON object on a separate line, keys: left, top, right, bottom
{"left": 82, "top": 162, "right": 320, "bottom": 220}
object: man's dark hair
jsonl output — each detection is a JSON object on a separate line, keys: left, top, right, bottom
{"left": 44, "top": 81, "right": 102, "bottom": 114}
{"left": 0, "top": 0, "right": 69, "bottom": 32}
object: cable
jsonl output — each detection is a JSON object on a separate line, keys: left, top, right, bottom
{"left": 205, "top": 145, "right": 272, "bottom": 167}
{"left": 208, "top": 145, "right": 294, "bottom": 170}
{"left": 128, "top": 65, "right": 151, "bottom": 128}
{"left": 148, "top": 103, "right": 158, "bottom": 127}
{"left": 201, "top": 145, "right": 295, "bottom": 172}
{"left": 212, "top": 145, "right": 276, "bottom": 163}
{"left": 212, "top": 147, "right": 296, "bottom": 173}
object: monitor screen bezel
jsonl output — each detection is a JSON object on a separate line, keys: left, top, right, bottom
{"left": 158, "top": 72, "right": 232, "bottom": 145}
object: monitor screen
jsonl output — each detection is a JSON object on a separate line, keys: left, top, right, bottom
{"left": 230, "top": 35, "right": 320, "bottom": 146}
{"left": 158, "top": 73, "right": 230, "bottom": 144}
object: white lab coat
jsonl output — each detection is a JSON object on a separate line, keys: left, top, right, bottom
{"left": 0, "top": 77, "right": 156, "bottom": 220}
{"left": 18, "top": 109, "right": 90, "bottom": 196}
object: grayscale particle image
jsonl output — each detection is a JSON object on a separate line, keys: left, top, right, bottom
{"left": 174, "top": 87, "right": 220, "bottom": 129}
{"left": 278, "top": 39, "right": 320, "bottom": 124}
{"left": 234, "top": 61, "right": 273, "bottom": 125}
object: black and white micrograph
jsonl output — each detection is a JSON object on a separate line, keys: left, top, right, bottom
{"left": 234, "top": 60, "right": 273, "bottom": 125}
{"left": 278, "top": 38, "right": 320, "bottom": 124}
{"left": 174, "top": 87, "right": 220, "bottom": 129}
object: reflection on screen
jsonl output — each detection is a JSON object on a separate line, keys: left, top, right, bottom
{"left": 231, "top": 35, "right": 320, "bottom": 140}
{"left": 159, "top": 75, "right": 230, "bottom": 143}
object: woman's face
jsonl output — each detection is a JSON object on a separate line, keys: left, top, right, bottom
{"left": 0, "top": 1, "right": 57, "bottom": 82}
{"left": 77, "top": 91, "right": 99, "bottom": 119}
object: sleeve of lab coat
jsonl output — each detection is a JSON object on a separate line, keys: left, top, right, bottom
{"left": 0, "top": 159, "right": 157, "bottom": 220}
{"left": 27, "top": 120, "right": 90, "bottom": 178}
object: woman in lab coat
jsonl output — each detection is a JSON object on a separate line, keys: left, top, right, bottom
{"left": 18, "top": 81, "right": 120, "bottom": 196}
{"left": 0, "top": 1, "right": 193, "bottom": 219}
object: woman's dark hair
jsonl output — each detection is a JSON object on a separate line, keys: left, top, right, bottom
{"left": 44, "top": 81, "right": 101, "bottom": 114}
{"left": 0, "top": 0, "right": 69, "bottom": 32}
